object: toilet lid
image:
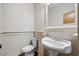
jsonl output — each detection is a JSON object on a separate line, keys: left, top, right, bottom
{"left": 22, "top": 45, "right": 35, "bottom": 52}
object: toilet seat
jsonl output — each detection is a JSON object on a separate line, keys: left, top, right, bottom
{"left": 22, "top": 45, "right": 35, "bottom": 52}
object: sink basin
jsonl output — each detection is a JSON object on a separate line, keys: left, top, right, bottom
{"left": 42, "top": 37, "right": 72, "bottom": 53}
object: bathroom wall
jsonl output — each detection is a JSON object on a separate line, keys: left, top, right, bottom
{"left": 20, "top": 32, "right": 33, "bottom": 48}
{"left": 0, "top": 3, "right": 34, "bottom": 56}
{"left": 0, "top": 33, "right": 21, "bottom": 56}
{"left": 34, "top": 3, "right": 45, "bottom": 56}
{"left": 0, "top": 32, "right": 33, "bottom": 56}
{"left": 0, "top": 4, "right": 2, "bottom": 33}
{"left": 0, "top": 4, "right": 2, "bottom": 45}
{"left": 2, "top": 3, "right": 34, "bottom": 32}
{"left": 34, "top": 3, "right": 45, "bottom": 32}
{"left": 48, "top": 3, "right": 75, "bottom": 26}
{"left": 77, "top": 3, "right": 79, "bottom": 55}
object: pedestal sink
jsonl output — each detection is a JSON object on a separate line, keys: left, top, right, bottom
{"left": 42, "top": 37, "right": 72, "bottom": 56}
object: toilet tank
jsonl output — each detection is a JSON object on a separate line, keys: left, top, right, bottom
{"left": 32, "top": 37, "right": 38, "bottom": 47}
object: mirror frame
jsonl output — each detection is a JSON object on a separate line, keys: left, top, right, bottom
{"left": 44, "top": 3, "right": 77, "bottom": 27}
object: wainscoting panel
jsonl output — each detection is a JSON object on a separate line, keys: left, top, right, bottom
{"left": 0, "top": 32, "right": 33, "bottom": 56}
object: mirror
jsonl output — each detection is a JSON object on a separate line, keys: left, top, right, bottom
{"left": 47, "top": 3, "right": 75, "bottom": 27}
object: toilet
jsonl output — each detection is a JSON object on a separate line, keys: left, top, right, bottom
{"left": 22, "top": 37, "right": 37, "bottom": 56}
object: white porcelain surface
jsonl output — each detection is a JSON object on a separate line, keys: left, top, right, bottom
{"left": 42, "top": 37, "right": 71, "bottom": 53}
{"left": 22, "top": 45, "right": 35, "bottom": 52}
